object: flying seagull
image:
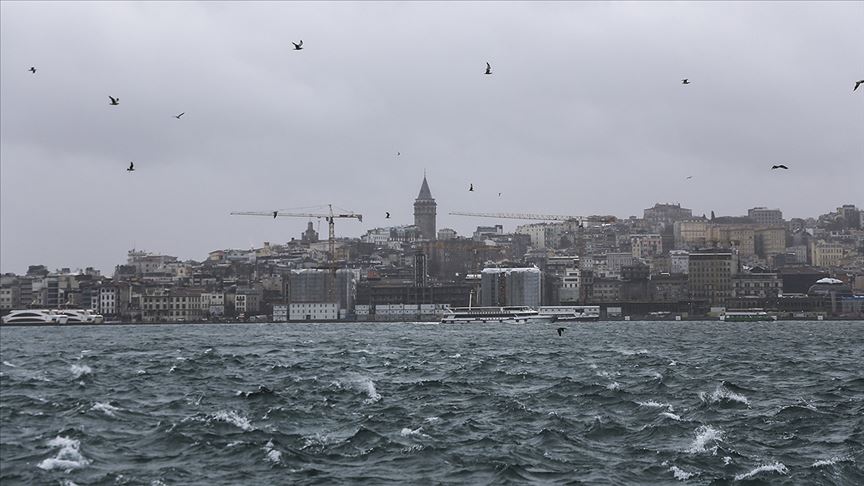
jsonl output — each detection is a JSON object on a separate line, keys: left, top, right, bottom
{"left": 855, "top": 80, "right": 864, "bottom": 92}
{"left": 29, "top": 67, "right": 36, "bottom": 74}
{"left": 469, "top": 183, "right": 474, "bottom": 192}
{"left": 556, "top": 327, "right": 566, "bottom": 336}
{"left": 273, "top": 211, "right": 278, "bottom": 219}
{"left": 397, "top": 152, "right": 401, "bottom": 156}
{"left": 293, "top": 40, "right": 303, "bottom": 50}
{"left": 174, "top": 112, "right": 185, "bottom": 119}
{"left": 109, "top": 96, "right": 119, "bottom": 106}
{"left": 127, "top": 162, "right": 134, "bottom": 172}
{"left": 681, "top": 79, "right": 690, "bottom": 84}
{"left": 485, "top": 62, "right": 492, "bottom": 75}
{"left": 771, "top": 164, "right": 789, "bottom": 170}
{"left": 498, "top": 192, "right": 502, "bottom": 197}
{"left": 686, "top": 176, "right": 693, "bottom": 180}
{"left": 385, "top": 212, "right": 391, "bottom": 219}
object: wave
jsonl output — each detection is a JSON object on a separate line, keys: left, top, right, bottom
{"left": 661, "top": 412, "right": 682, "bottom": 421}
{"left": 686, "top": 425, "right": 723, "bottom": 454}
{"left": 810, "top": 456, "right": 853, "bottom": 468}
{"left": 263, "top": 439, "right": 282, "bottom": 464}
{"left": 211, "top": 410, "right": 252, "bottom": 431}
{"left": 637, "top": 400, "right": 673, "bottom": 410}
{"left": 70, "top": 364, "right": 92, "bottom": 379}
{"left": 2, "top": 360, "right": 19, "bottom": 368}
{"left": 606, "top": 382, "right": 622, "bottom": 391}
{"left": 352, "top": 377, "right": 381, "bottom": 403}
{"left": 91, "top": 402, "right": 121, "bottom": 417}
{"left": 734, "top": 462, "right": 788, "bottom": 480}
{"left": 668, "top": 465, "right": 697, "bottom": 480}
{"left": 37, "top": 436, "right": 91, "bottom": 472}
{"left": 400, "top": 427, "right": 431, "bottom": 439}
{"left": 699, "top": 384, "right": 750, "bottom": 407}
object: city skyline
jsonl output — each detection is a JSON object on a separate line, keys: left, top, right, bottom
{"left": 2, "top": 2, "right": 862, "bottom": 275}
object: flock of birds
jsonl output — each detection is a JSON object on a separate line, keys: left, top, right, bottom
{"left": 24, "top": 40, "right": 863, "bottom": 219}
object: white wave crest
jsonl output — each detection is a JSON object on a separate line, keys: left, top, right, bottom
{"left": 136, "top": 369, "right": 146, "bottom": 375}
{"left": 662, "top": 412, "right": 682, "bottom": 421}
{"left": 424, "top": 416, "right": 440, "bottom": 423}
{"left": 448, "top": 353, "right": 462, "bottom": 358}
{"left": 686, "top": 425, "right": 723, "bottom": 454}
{"left": 70, "top": 364, "right": 92, "bottom": 379}
{"left": 668, "top": 465, "right": 697, "bottom": 480}
{"left": 2, "top": 360, "right": 19, "bottom": 368}
{"left": 811, "top": 456, "right": 852, "bottom": 468}
{"left": 734, "top": 462, "right": 788, "bottom": 480}
{"left": 263, "top": 439, "right": 282, "bottom": 463}
{"left": 606, "top": 382, "right": 622, "bottom": 391}
{"left": 699, "top": 384, "right": 750, "bottom": 407}
{"left": 638, "top": 400, "right": 673, "bottom": 410}
{"left": 212, "top": 411, "right": 252, "bottom": 431}
{"left": 723, "top": 456, "right": 732, "bottom": 465}
{"left": 37, "top": 436, "right": 91, "bottom": 472}
{"left": 354, "top": 377, "right": 381, "bottom": 403}
{"left": 91, "top": 402, "right": 120, "bottom": 417}
{"left": 400, "top": 427, "right": 431, "bottom": 438}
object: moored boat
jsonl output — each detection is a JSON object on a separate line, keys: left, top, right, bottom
{"left": 441, "top": 306, "right": 557, "bottom": 324}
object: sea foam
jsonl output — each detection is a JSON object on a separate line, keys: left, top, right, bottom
{"left": 734, "top": 462, "right": 788, "bottom": 480}
{"left": 668, "top": 465, "right": 697, "bottom": 480}
{"left": 699, "top": 384, "right": 750, "bottom": 407}
{"left": 37, "top": 436, "right": 90, "bottom": 472}
{"left": 212, "top": 411, "right": 252, "bottom": 431}
{"left": 263, "top": 439, "right": 282, "bottom": 463}
{"left": 686, "top": 425, "right": 723, "bottom": 454}
{"left": 811, "top": 456, "right": 852, "bottom": 468}
{"left": 91, "top": 402, "right": 120, "bottom": 417}
{"left": 70, "top": 364, "right": 92, "bottom": 379}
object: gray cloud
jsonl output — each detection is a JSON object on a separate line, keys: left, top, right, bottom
{"left": 2, "top": 2, "right": 862, "bottom": 274}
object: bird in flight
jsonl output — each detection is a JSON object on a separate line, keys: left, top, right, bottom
{"left": 293, "top": 40, "right": 303, "bottom": 50}
{"left": 681, "top": 79, "right": 690, "bottom": 85}
{"left": 174, "top": 112, "right": 185, "bottom": 119}
{"left": 556, "top": 327, "right": 566, "bottom": 336}
{"left": 498, "top": 192, "right": 502, "bottom": 197}
{"left": 127, "top": 162, "right": 135, "bottom": 172}
{"left": 385, "top": 212, "right": 391, "bottom": 219}
{"left": 855, "top": 80, "right": 864, "bottom": 92}
{"left": 109, "top": 96, "right": 119, "bottom": 106}
{"left": 485, "top": 62, "right": 492, "bottom": 75}
{"left": 397, "top": 152, "right": 401, "bottom": 156}
{"left": 29, "top": 67, "right": 36, "bottom": 74}
{"left": 469, "top": 183, "right": 474, "bottom": 192}
{"left": 272, "top": 211, "right": 278, "bottom": 219}
{"left": 686, "top": 176, "right": 693, "bottom": 180}
{"left": 771, "top": 164, "right": 789, "bottom": 170}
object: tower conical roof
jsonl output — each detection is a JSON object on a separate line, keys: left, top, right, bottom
{"left": 417, "top": 176, "right": 433, "bottom": 200}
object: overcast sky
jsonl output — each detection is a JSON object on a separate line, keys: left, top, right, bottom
{"left": 1, "top": 1, "right": 862, "bottom": 275}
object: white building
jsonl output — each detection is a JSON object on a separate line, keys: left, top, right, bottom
{"left": 201, "top": 292, "right": 225, "bottom": 317}
{"left": 99, "top": 287, "right": 117, "bottom": 315}
{"left": 273, "top": 304, "right": 288, "bottom": 322}
{"left": 669, "top": 250, "right": 690, "bottom": 274}
{"left": 289, "top": 303, "right": 338, "bottom": 321}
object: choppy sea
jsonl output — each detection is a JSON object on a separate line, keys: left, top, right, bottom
{"left": 1, "top": 321, "right": 862, "bottom": 485}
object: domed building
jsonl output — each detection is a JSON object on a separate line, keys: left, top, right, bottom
{"left": 807, "top": 277, "right": 853, "bottom": 298}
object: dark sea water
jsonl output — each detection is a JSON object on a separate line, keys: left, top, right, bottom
{"left": 1, "top": 321, "right": 863, "bottom": 485}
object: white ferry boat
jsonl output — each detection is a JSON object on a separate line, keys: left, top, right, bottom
{"left": 1, "top": 309, "right": 104, "bottom": 325}
{"left": 2, "top": 309, "right": 68, "bottom": 325}
{"left": 538, "top": 306, "right": 600, "bottom": 322}
{"left": 441, "top": 306, "right": 557, "bottom": 324}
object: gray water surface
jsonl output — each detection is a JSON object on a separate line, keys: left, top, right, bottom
{"left": 1, "top": 321, "right": 863, "bottom": 485}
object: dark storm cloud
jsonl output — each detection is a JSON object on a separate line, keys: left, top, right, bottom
{"left": 1, "top": 2, "right": 862, "bottom": 274}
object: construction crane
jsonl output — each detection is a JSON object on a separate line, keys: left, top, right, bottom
{"left": 231, "top": 205, "right": 362, "bottom": 302}
{"left": 449, "top": 211, "right": 616, "bottom": 224}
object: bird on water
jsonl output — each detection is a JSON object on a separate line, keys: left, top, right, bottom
{"left": 557, "top": 328, "right": 566, "bottom": 336}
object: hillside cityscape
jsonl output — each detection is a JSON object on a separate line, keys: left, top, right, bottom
{"left": 2, "top": 176, "right": 862, "bottom": 322}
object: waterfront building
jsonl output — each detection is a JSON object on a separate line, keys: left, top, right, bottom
{"left": 732, "top": 272, "right": 782, "bottom": 298}
{"left": 669, "top": 250, "right": 690, "bottom": 274}
{"left": 437, "top": 228, "right": 458, "bottom": 240}
{"left": 480, "top": 267, "right": 542, "bottom": 307}
{"left": 688, "top": 249, "right": 734, "bottom": 306}
{"left": 413, "top": 176, "right": 437, "bottom": 240}
{"left": 289, "top": 302, "right": 338, "bottom": 321}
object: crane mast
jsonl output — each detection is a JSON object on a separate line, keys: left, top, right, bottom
{"left": 231, "top": 205, "right": 362, "bottom": 303}
{"left": 449, "top": 211, "right": 616, "bottom": 223}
